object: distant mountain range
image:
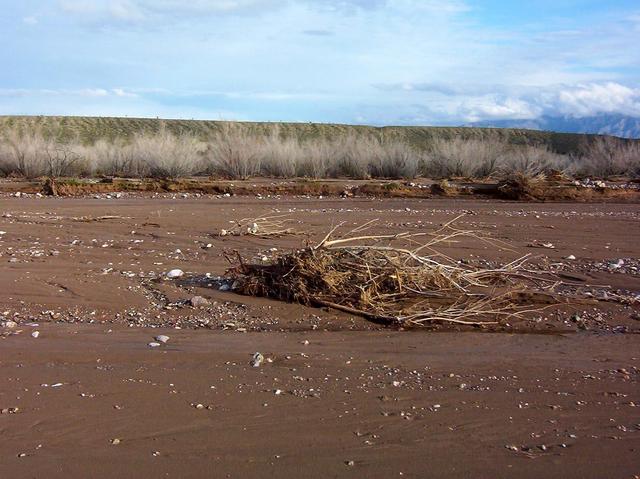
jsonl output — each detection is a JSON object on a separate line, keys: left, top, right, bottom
{"left": 467, "top": 114, "right": 640, "bottom": 139}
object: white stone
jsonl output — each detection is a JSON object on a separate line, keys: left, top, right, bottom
{"left": 154, "top": 335, "right": 170, "bottom": 344}
{"left": 250, "top": 352, "right": 264, "bottom": 367}
{"left": 166, "top": 269, "right": 184, "bottom": 279}
{"left": 31, "top": 331, "right": 40, "bottom": 338}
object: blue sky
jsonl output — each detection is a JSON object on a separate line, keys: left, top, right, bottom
{"left": 2, "top": 0, "right": 640, "bottom": 125}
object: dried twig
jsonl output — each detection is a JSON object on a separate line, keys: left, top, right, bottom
{"left": 220, "top": 214, "right": 299, "bottom": 238}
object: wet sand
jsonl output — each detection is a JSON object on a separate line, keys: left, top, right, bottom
{"left": 1, "top": 195, "right": 639, "bottom": 477}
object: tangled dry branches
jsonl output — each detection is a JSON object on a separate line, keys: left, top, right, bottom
{"left": 226, "top": 217, "right": 559, "bottom": 327}
{"left": 220, "top": 214, "right": 299, "bottom": 238}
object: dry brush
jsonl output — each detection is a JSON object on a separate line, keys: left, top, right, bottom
{"left": 225, "top": 218, "right": 560, "bottom": 327}
{"left": 1, "top": 122, "right": 637, "bottom": 180}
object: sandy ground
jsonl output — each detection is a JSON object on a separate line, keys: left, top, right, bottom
{"left": 1, "top": 195, "right": 639, "bottom": 478}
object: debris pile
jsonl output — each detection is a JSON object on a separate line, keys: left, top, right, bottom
{"left": 227, "top": 218, "right": 557, "bottom": 327}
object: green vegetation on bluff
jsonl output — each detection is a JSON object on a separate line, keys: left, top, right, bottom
{"left": 1, "top": 115, "right": 638, "bottom": 180}
{"left": 0, "top": 115, "right": 618, "bottom": 155}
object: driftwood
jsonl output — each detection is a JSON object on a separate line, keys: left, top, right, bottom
{"left": 226, "top": 217, "right": 561, "bottom": 327}
{"left": 220, "top": 214, "right": 299, "bottom": 238}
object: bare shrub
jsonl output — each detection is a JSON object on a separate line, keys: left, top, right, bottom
{"left": 129, "top": 128, "right": 203, "bottom": 178}
{"left": 86, "top": 139, "right": 143, "bottom": 177}
{"left": 427, "top": 138, "right": 509, "bottom": 178}
{"left": 5, "top": 122, "right": 615, "bottom": 182}
{"left": 572, "top": 137, "right": 640, "bottom": 178}
{"left": 367, "top": 139, "right": 422, "bottom": 179}
{"left": 203, "top": 123, "right": 262, "bottom": 179}
{"left": 0, "top": 127, "right": 91, "bottom": 178}
{"left": 43, "top": 142, "right": 84, "bottom": 177}
{"left": 1, "top": 128, "right": 49, "bottom": 178}
{"left": 325, "top": 133, "right": 373, "bottom": 179}
{"left": 296, "top": 139, "right": 332, "bottom": 178}
{"left": 0, "top": 140, "right": 12, "bottom": 177}
{"left": 259, "top": 128, "right": 302, "bottom": 177}
{"left": 498, "top": 145, "right": 567, "bottom": 177}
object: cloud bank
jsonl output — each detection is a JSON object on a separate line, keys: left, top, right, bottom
{"left": 0, "top": 1, "right": 638, "bottom": 125}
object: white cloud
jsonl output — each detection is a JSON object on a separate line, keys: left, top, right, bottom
{"left": 112, "top": 88, "right": 138, "bottom": 98}
{"left": 57, "top": 0, "right": 286, "bottom": 22}
{"left": 78, "top": 88, "right": 110, "bottom": 97}
{"left": 22, "top": 16, "right": 38, "bottom": 25}
{"left": 56, "top": 0, "right": 469, "bottom": 24}
{"left": 363, "top": 81, "right": 640, "bottom": 124}
{"left": 455, "top": 82, "right": 640, "bottom": 121}
{"left": 459, "top": 97, "right": 542, "bottom": 122}
{"left": 0, "top": 87, "right": 243, "bottom": 120}
{"left": 555, "top": 82, "right": 640, "bottom": 117}
{"left": 0, "top": 88, "right": 120, "bottom": 98}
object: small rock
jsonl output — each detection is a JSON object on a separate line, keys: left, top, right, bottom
{"left": 111, "top": 438, "right": 121, "bottom": 445}
{"left": 565, "top": 255, "right": 576, "bottom": 260}
{"left": 345, "top": 460, "right": 355, "bottom": 466}
{"left": 166, "top": 269, "right": 184, "bottom": 279}
{"left": 31, "top": 331, "right": 40, "bottom": 338}
{"left": 609, "top": 259, "right": 624, "bottom": 269}
{"left": 2, "top": 320, "right": 17, "bottom": 329}
{"left": 250, "top": 352, "right": 264, "bottom": 367}
{"left": 154, "top": 335, "right": 170, "bottom": 344}
{"left": 189, "top": 296, "right": 210, "bottom": 308}
{"left": 148, "top": 342, "right": 161, "bottom": 348}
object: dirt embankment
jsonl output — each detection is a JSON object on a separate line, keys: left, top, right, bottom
{"left": 2, "top": 176, "right": 640, "bottom": 202}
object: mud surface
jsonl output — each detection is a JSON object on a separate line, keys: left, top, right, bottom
{"left": 1, "top": 195, "right": 639, "bottom": 478}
